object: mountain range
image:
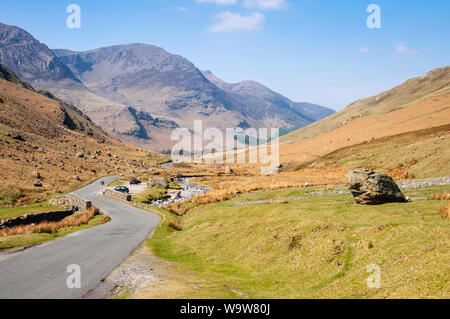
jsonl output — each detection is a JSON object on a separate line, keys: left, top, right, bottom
{"left": 0, "top": 22, "right": 334, "bottom": 151}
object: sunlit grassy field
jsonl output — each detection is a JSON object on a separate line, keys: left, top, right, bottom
{"left": 148, "top": 185, "right": 450, "bottom": 299}
{"left": 300, "top": 125, "right": 450, "bottom": 179}
{"left": 0, "top": 202, "right": 61, "bottom": 220}
{"left": 0, "top": 213, "right": 108, "bottom": 250}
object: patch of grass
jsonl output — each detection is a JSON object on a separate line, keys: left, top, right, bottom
{"left": 148, "top": 185, "right": 450, "bottom": 299}
{"left": 0, "top": 202, "right": 61, "bottom": 220}
{"left": 109, "top": 179, "right": 126, "bottom": 187}
{"left": 303, "top": 125, "right": 450, "bottom": 179}
{"left": 133, "top": 188, "right": 168, "bottom": 204}
{"left": 267, "top": 200, "right": 289, "bottom": 205}
{"left": 0, "top": 211, "right": 108, "bottom": 250}
{"left": 0, "top": 186, "right": 23, "bottom": 206}
{"left": 169, "top": 182, "right": 182, "bottom": 190}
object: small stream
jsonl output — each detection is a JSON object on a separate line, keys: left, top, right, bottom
{"left": 149, "top": 178, "right": 210, "bottom": 207}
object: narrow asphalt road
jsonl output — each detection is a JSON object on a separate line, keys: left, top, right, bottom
{"left": 0, "top": 176, "right": 160, "bottom": 299}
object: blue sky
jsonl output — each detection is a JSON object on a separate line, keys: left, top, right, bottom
{"left": 1, "top": 0, "right": 449, "bottom": 110}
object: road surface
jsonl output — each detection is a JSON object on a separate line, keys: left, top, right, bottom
{"left": 0, "top": 176, "right": 160, "bottom": 299}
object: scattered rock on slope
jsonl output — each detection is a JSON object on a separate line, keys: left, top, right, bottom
{"left": 34, "top": 180, "right": 43, "bottom": 187}
{"left": 346, "top": 169, "right": 407, "bottom": 205}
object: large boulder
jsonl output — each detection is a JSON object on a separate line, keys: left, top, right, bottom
{"left": 148, "top": 177, "right": 169, "bottom": 189}
{"left": 346, "top": 169, "right": 407, "bottom": 205}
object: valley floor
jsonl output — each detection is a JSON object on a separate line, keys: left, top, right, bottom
{"left": 110, "top": 179, "right": 450, "bottom": 299}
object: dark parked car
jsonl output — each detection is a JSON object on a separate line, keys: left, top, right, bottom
{"left": 114, "top": 186, "right": 130, "bottom": 193}
{"left": 130, "top": 178, "right": 141, "bottom": 185}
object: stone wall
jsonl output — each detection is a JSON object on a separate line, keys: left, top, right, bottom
{"left": 0, "top": 209, "right": 75, "bottom": 230}
{"left": 0, "top": 193, "right": 92, "bottom": 230}
{"left": 50, "top": 194, "right": 92, "bottom": 211}
{"left": 104, "top": 189, "right": 132, "bottom": 202}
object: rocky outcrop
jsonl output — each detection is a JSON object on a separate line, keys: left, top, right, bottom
{"left": 261, "top": 165, "right": 282, "bottom": 175}
{"left": 0, "top": 23, "right": 81, "bottom": 85}
{"left": 148, "top": 177, "right": 169, "bottom": 189}
{"left": 346, "top": 169, "right": 407, "bottom": 205}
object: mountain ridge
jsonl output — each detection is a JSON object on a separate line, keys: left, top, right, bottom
{"left": 201, "top": 70, "right": 334, "bottom": 122}
{"left": 0, "top": 22, "right": 334, "bottom": 151}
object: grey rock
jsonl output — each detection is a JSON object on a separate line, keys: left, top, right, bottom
{"left": 148, "top": 177, "right": 169, "bottom": 189}
{"left": 346, "top": 169, "right": 407, "bottom": 205}
{"left": 261, "top": 166, "right": 281, "bottom": 175}
{"left": 34, "top": 180, "right": 42, "bottom": 187}
{"left": 12, "top": 133, "right": 25, "bottom": 141}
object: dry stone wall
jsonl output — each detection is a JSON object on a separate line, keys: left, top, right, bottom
{"left": 104, "top": 189, "right": 132, "bottom": 202}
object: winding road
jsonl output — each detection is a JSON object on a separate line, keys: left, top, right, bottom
{"left": 0, "top": 176, "right": 160, "bottom": 299}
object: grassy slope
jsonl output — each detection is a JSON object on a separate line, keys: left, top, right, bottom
{"left": 277, "top": 67, "right": 450, "bottom": 177}
{"left": 0, "top": 75, "right": 166, "bottom": 206}
{"left": 298, "top": 124, "right": 450, "bottom": 179}
{"left": 0, "top": 202, "right": 61, "bottom": 220}
{"left": 133, "top": 188, "right": 168, "bottom": 203}
{"left": 282, "top": 66, "right": 450, "bottom": 145}
{"left": 149, "top": 186, "right": 450, "bottom": 299}
{"left": 0, "top": 214, "right": 107, "bottom": 250}
{"left": 279, "top": 92, "right": 450, "bottom": 168}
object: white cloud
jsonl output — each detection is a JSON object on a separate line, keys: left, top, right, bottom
{"left": 197, "top": 0, "right": 237, "bottom": 5}
{"left": 244, "top": 0, "right": 288, "bottom": 10}
{"left": 394, "top": 42, "right": 419, "bottom": 55}
{"left": 357, "top": 47, "right": 369, "bottom": 54}
{"left": 209, "top": 11, "right": 265, "bottom": 32}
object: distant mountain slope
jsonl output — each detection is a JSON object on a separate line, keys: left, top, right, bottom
{"left": 201, "top": 70, "right": 334, "bottom": 122}
{"left": 54, "top": 45, "right": 326, "bottom": 134}
{"left": 0, "top": 64, "right": 163, "bottom": 205}
{"left": 282, "top": 66, "right": 450, "bottom": 144}
{"left": 279, "top": 66, "right": 450, "bottom": 176}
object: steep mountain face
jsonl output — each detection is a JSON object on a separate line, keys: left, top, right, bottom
{"left": 54, "top": 45, "right": 245, "bottom": 123}
{"left": 202, "top": 70, "right": 334, "bottom": 122}
{"left": 0, "top": 22, "right": 334, "bottom": 151}
{"left": 0, "top": 23, "right": 80, "bottom": 87}
{"left": 0, "top": 23, "right": 147, "bottom": 147}
{"left": 54, "top": 45, "right": 325, "bottom": 133}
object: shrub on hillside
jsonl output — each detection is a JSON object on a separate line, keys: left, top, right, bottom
{"left": 440, "top": 202, "right": 450, "bottom": 220}
{"left": 0, "top": 186, "right": 23, "bottom": 205}
{"left": 168, "top": 220, "right": 183, "bottom": 231}
{"left": 430, "top": 192, "right": 450, "bottom": 200}
{"left": 163, "top": 202, "right": 188, "bottom": 216}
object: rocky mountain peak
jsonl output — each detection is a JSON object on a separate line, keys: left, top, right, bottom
{"left": 0, "top": 22, "right": 81, "bottom": 85}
